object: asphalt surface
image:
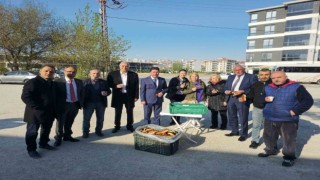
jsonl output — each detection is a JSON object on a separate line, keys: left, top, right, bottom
{"left": 0, "top": 80, "right": 319, "bottom": 180}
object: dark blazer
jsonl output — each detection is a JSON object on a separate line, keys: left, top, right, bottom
{"left": 21, "top": 76, "right": 55, "bottom": 123}
{"left": 140, "top": 76, "right": 168, "bottom": 104}
{"left": 82, "top": 78, "right": 111, "bottom": 107}
{"left": 165, "top": 76, "right": 189, "bottom": 101}
{"left": 224, "top": 73, "right": 258, "bottom": 102}
{"left": 54, "top": 77, "right": 84, "bottom": 114}
{"left": 107, "top": 70, "right": 139, "bottom": 108}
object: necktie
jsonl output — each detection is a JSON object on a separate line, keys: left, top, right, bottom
{"left": 231, "top": 76, "right": 240, "bottom": 92}
{"left": 153, "top": 78, "right": 157, "bottom": 87}
{"left": 69, "top": 80, "right": 76, "bottom": 102}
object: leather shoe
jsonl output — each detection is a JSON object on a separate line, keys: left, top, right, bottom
{"left": 127, "top": 127, "right": 135, "bottom": 133}
{"left": 63, "top": 137, "right": 80, "bottom": 142}
{"left": 258, "top": 153, "right": 276, "bottom": 157}
{"left": 82, "top": 132, "right": 89, "bottom": 138}
{"left": 28, "top": 151, "right": 41, "bottom": 159}
{"left": 282, "top": 159, "right": 295, "bottom": 167}
{"left": 95, "top": 132, "right": 104, "bottom": 137}
{"left": 238, "top": 136, "right": 247, "bottom": 142}
{"left": 54, "top": 140, "right": 62, "bottom": 147}
{"left": 249, "top": 141, "right": 260, "bottom": 149}
{"left": 225, "top": 132, "right": 239, "bottom": 136}
{"left": 112, "top": 128, "right": 120, "bottom": 133}
{"left": 39, "top": 144, "right": 57, "bottom": 150}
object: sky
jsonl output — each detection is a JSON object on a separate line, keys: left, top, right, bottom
{"left": 2, "top": 0, "right": 287, "bottom": 60}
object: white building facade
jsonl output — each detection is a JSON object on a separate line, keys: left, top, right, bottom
{"left": 246, "top": 0, "right": 320, "bottom": 70}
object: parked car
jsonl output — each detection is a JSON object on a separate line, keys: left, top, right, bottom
{"left": 0, "top": 71, "right": 37, "bottom": 84}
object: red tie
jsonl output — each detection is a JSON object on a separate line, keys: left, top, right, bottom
{"left": 70, "top": 80, "right": 76, "bottom": 102}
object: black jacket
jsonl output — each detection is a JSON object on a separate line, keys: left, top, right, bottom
{"left": 165, "top": 76, "right": 188, "bottom": 101}
{"left": 247, "top": 79, "right": 272, "bottom": 109}
{"left": 54, "top": 77, "right": 84, "bottom": 114}
{"left": 21, "top": 76, "right": 56, "bottom": 123}
{"left": 206, "top": 80, "right": 227, "bottom": 111}
{"left": 107, "top": 70, "right": 139, "bottom": 108}
{"left": 82, "top": 78, "right": 111, "bottom": 108}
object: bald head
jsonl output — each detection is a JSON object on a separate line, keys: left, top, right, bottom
{"left": 233, "top": 65, "right": 245, "bottom": 76}
{"left": 271, "top": 71, "right": 288, "bottom": 85}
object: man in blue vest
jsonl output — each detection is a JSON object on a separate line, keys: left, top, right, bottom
{"left": 258, "top": 71, "right": 313, "bottom": 167}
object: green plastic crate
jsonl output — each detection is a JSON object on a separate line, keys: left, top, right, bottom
{"left": 169, "top": 103, "right": 208, "bottom": 115}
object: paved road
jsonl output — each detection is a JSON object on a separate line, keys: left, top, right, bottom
{"left": 0, "top": 83, "right": 319, "bottom": 180}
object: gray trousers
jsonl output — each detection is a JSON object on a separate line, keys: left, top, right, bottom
{"left": 263, "top": 120, "right": 298, "bottom": 160}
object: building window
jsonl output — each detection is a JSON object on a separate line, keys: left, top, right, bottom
{"left": 263, "top": 39, "right": 273, "bottom": 48}
{"left": 283, "top": 34, "right": 310, "bottom": 46}
{"left": 246, "top": 53, "right": 254, "bottom": 62}
{"left": 250, "top": 14, "right": 258, "bottom": 23}
{"left": 265, "top": 25, "right": 275, "bottom": 34}
{"left": 282, "top": 50, "right": 308, "bottom": 61}
{"left": 287, "top": 2, "right": 313, "bottom": 16}
{"left": 266, "top": 11, "right": 277, "bottom": 21}
{"left": 262, "top": 53, "right": 272, "bottom": 61}
{"left": 249, "top": 27, "right": 257, "bottom": 35}
{"left": 285, "top": 18, "right": 311, "bottom": 31}
{"left": 248, "top": 41, "right": 255, "bottom": 49}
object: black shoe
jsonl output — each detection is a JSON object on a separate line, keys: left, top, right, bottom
{"left": 63, "top": 136, "right": 80, "bottom": 142}
{"left": 209, "top": 126, "right": 218, "bottom": 129}
{"left": 238, "top": 136, "right": 247, "bottom": 142}
{"left": 282, "top": 159, "right": 295, "bottom": 167}
{"left": 54, "top": 140, "right": 62, "bottom": 147}
{"left": 39, "top": 144, "right": 57, "bottom": 150}
{"left": 220, "top": 127, "right": 227, "bottom": 130}
{"left": 225, "top": 132, "right": 239, "bottom": 136}
{"left": 95, "top": 132, "right": 104, "bottom": 137}
{"left": 28, "top": 151, "right": 41, "bottom": 159}
{"left": 82, "top": 132, "right": 89, "bottom": 138}
{"left": 112, "top": 127, "right": 120, "bottom": 133}
{"left": 258, "top": 153, "right": 277, "bottom": 158}
{"left": 249, "top": 141, "right": 260, "bottom": 149}
{"left": 127, "top": 127, "right": 135, "bottom": 133}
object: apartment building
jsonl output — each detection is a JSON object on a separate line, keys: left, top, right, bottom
{"left": 246, "top": 0, "right": 320, "bottom": 70}
{"left": 203, "top": 58, "right": 238, "bottom": 73}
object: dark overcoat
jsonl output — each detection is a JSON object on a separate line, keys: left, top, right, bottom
{"left": 107, "top": 70, "right": 139, "bottom": 108}
{"left": 21, "top": 76, "right": 55, "bottom": 123}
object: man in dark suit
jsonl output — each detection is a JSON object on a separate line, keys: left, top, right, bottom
{"left": 165, "top": 69, "right": 188, "bottom": 125}
{"left": 140, "top": 67, "right": 168, "bottom": 125}
{"left": 54, "top": 66, "right": 84, "bottom": 146}
{"left": 224, "top": 65, "right": 258, "bottom": 141}
{"left": 82, "top": 69, "right": 111, "bottom": 138}
{"left": 107, "top": 62, "right": 139, "bottom": 133}
{"left": 21, "top": 65, "right": 57, "bottom": 159}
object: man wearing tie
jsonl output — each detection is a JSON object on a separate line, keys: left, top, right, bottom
{"left": 224, "top": 65, "right": 258, "bottom": 141}
{"left": 107, "top": 62, "right": 139, "bottom": 133}
{"left": 54, "top": 66, "right": 83, "bottom": 146}
{"left": 140, "top": 67, "right": 168, "bottom": 125}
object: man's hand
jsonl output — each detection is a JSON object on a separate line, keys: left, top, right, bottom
{"left": 233, "top": 90, "right": 244, "bottom": 96}
{"left": 225, "top": 90, "right": 232, "bottom": 95}
{"left": 156, "top": 92, "right": 164, "bottom": 97}
{"left": 116, "top": 84, "right": 124, "bottom": 88}
{"left": 290, "top": 110, "right": 296, "bottom": 116}
{"left": 141, "top": 101, "right": 146, "bottom": 105}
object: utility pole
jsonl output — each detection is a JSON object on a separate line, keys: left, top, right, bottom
{"left": 99, "top": 0, "right": 126, "bottom": 73}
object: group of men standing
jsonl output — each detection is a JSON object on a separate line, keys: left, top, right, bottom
{"left": 21, "top": 62, "right": 140, "bottom": 159}
{"left": 21, "top": 62, "right": 314, "bottom": 167}
{"left": 224, "top": 65, "right": 313, "bottom": 167}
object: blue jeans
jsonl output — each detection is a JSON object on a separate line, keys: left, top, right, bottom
{"left": 251, "top": 107, "right": 264, "bottom": 143}
{"left": 82, "top": 102, "right": 106, "bottom": 133}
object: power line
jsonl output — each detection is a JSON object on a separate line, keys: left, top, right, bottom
{"left": 108, "top": 16, "right": 248, "bottom": 31}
